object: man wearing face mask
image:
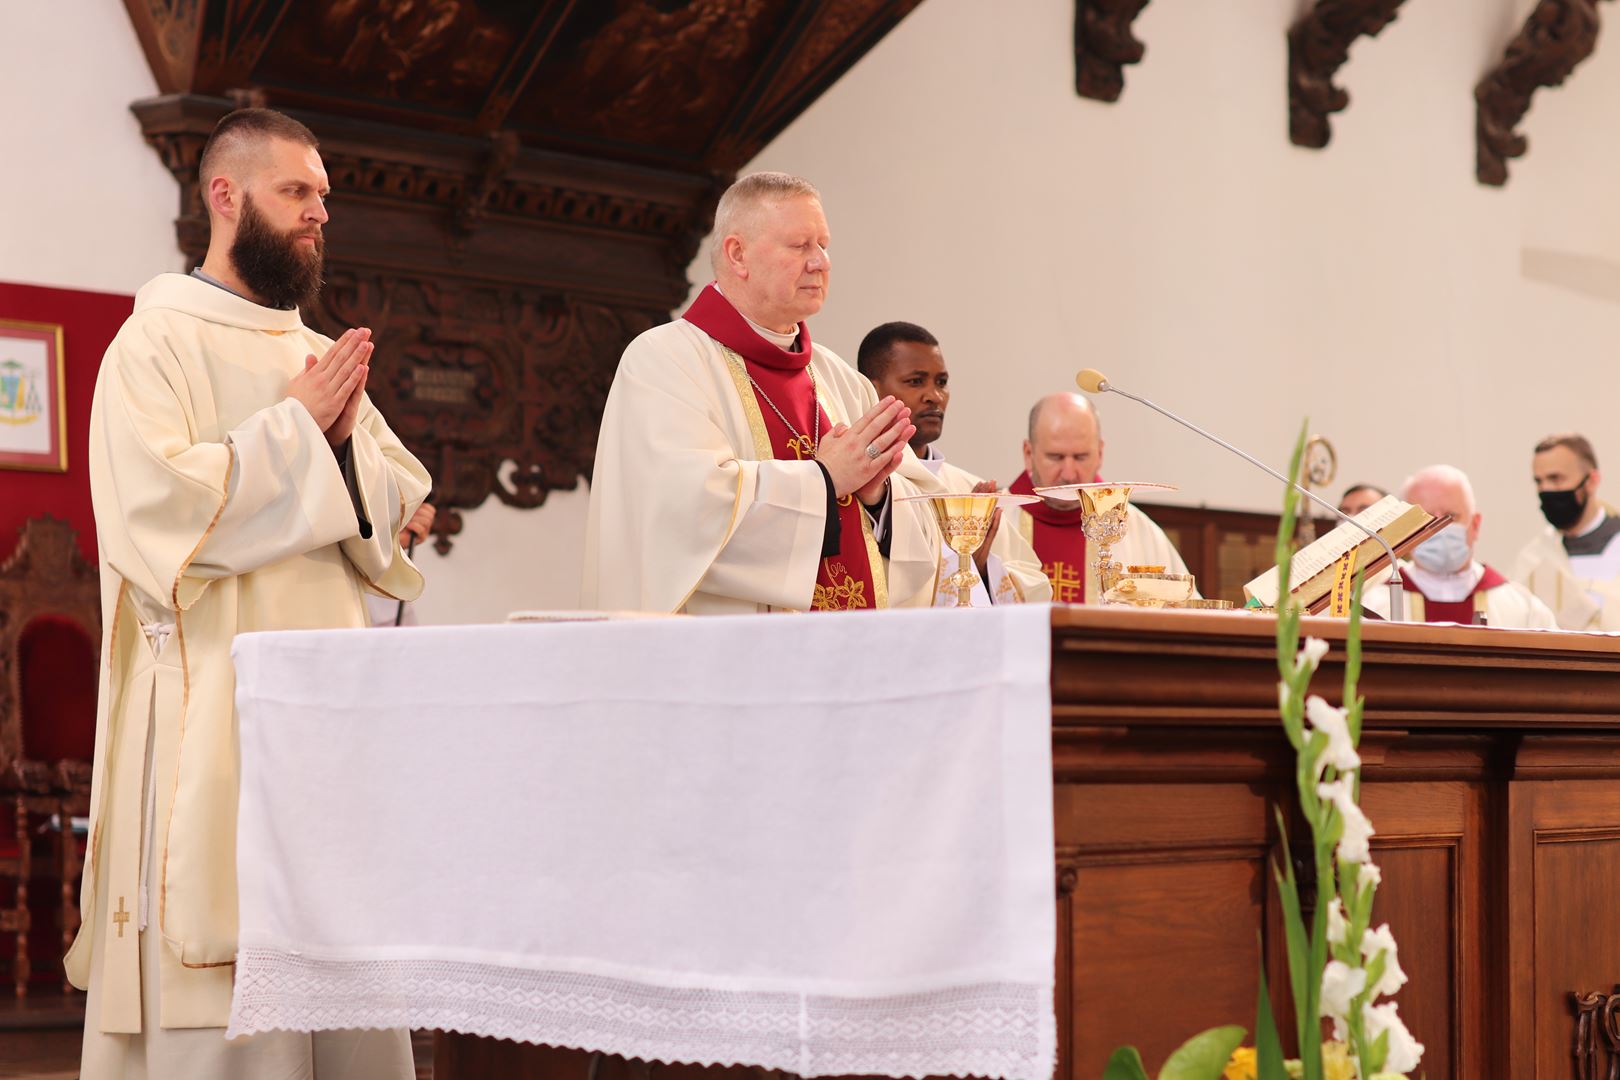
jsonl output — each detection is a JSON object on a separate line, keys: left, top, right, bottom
{"left": 1513, "top": 434, "right": 1620, "bottom": 630}
{"left": 1363, "top": 465, "right": 1557, "bottom": 628}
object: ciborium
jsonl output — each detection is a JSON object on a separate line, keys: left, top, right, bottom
{"left": 1032, "top": 481, "right": 1177, "bottom": 601}
{"left": 897, "top": 491, "right": 1041, "bottom": 607}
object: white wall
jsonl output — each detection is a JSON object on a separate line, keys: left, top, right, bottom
{"left": 699, "top": 0, "right": 1620, "bottom": 572}
{"left": 0, "top": 6, "right": 178, "bottom": 294}
{"left": 13, "top": 0, "right": 1620, "bottom": 620}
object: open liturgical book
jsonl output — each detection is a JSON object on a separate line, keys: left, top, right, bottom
{"left": 1244, "top": 495, "right": 1444, "bottom": 613}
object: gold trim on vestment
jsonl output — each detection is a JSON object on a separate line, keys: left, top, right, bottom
{"left": 722, "top": 348, "right": 798, "bottom": 612}
{"left": 161, "top": 440, "right": 236, "bottom": 966}
{"left": 78, "top": 579, "right": 129, "bottom": 937}
{"left": 721, "top": 349, "right": 774, "bottom": 460}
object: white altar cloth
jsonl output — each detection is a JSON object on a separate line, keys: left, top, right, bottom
{"left": 227, "top": 606, "right": 1055, "bottom": 1080}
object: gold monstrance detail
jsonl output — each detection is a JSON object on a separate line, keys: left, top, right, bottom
{"left": 898, "top": 492, "right": 1042, "bottom": 607}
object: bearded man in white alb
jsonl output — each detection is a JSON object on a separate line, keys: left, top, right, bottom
{"left": 73, "top": 107, "right": 429, "bottom": 1079}
{"left": 585, "top": 172, "right": 943, "bottom": 613}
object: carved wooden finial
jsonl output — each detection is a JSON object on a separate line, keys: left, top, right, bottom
{"left": 224, "top": 86, "right": 269, "bottom": 111}
{"left": 1475, "top": 0, "right": 1610, "bottom": 187}
{"left": 1287, "top": 0, "right": 1409, "bottom": 149}
{"left": 1074, "top": 0, "right": 1152, "bottom": 104}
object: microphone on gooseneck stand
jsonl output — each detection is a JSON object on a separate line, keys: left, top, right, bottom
{"left": 1074, "top": 368, "right": 1406, "bottom": 622}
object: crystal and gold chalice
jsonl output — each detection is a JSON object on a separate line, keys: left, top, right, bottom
{"left": 897, "top": 491, "right": 1042, "bottom": 607}
{"left": 1031, "top": 481, "right": 1178, "bottom": 603}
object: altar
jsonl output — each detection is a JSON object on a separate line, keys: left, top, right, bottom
{"left": 227, "top": 606, "right": 1620, "bottom": 1080}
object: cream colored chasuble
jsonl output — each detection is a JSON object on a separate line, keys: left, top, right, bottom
{"left": 69, "top": 273, "right": 431, "bottom": 1033}
{"left": 584, "top": 318, "right": 945, "bottom": 614}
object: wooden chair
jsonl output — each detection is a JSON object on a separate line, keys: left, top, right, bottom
{"left": 0, "top": 516, "right": 100, "bottom": 996}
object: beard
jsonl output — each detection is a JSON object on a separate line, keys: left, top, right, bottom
{"left": 230, "top": 193, "right": 325, "bottom": 311}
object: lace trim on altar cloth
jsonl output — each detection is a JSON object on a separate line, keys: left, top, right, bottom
{"left": 228, "top": 950, "right": 1056, "bottom": 1080}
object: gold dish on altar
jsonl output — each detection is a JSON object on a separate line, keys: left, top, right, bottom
{"left": 1103, "top": 571, "right": 1196, "bottom": 608}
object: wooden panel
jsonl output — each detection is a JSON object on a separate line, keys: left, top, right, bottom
{"left": 1357, "top": 780, "right": 1486, "bottom": 1080}
{"left": 1365, "top": 843, "right": 1456, "bottom": 1080}
{"left": 1506, "top": 779, "right": 1620, "bottom": 1078}
{"left": 1532, "top": 833, "right": 1620, "bottom": 1078}
{"left": 1056, "top": 782, "right": 1270, "bottom": 849}
{"left": 1071, "top": 855, "right": 1266, "bottom": 1076}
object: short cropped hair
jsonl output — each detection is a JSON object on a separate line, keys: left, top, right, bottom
{"left": 1534, "top": 433, "right": 1598, "bottom": 470}
{"left": 710, "top": 172, "right": 820, "bottom": 273}
{"left": 198, "top": 107, "right": 319, "bottom": 188}
{"left": 856, "top": 321, "right": 939, "bottom": 379}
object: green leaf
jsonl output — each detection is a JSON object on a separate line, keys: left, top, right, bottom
{"left": 1157, "top": 1025, "right": 1247, "bottom": 1080}
{"left": 1271, "top": 809, "right": 1310, "bottom": 1047}
{"left": 1255, "top": 958, "right": 1288, "bottom": 1080}
{"left": 1102, "top": 1046, "right": 1152, "bottom": 1080}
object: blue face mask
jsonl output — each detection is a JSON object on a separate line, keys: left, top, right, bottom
{"left": 1412, "top": 523, "right": 1471, "bottom": 575}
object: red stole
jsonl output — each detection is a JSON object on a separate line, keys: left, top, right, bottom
{"left": 1010, "top": 470, "right": 1089, "bottom": 603}
{"left": 681, "top": 283, "right": 881, "bottom": 611}
{"left": 1405, "top": 564, "right": 1508, "bottom": 625}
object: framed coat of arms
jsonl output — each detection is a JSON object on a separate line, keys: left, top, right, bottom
{"left": 0, "top": 319, "right": 67, "bottom": 472}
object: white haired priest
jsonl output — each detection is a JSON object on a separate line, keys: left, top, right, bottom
{"left": 584, "top": 172, "right": 946, "bottom": 613}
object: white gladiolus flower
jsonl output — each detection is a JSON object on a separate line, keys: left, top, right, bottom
{"left": 1305, "top": 695, "right": 1361, "bottom": 776}
{"left": 1357, "top": 860, "right": 1382, "bottom": 896}
{"left": 1362, "top": 923, "right": 1408, "bottom": 997}
{"left": 1364, "top": 1000, "right": 1424, "bottom": 1073}
{"left": 1318, "top": 778, "right": 1376, "bottom": 863}
{"left": 1326, "top": 897, "right": 1348, "bottom": 946}
{"left": 1299, "top": 637, "right": 1330, "bottom": 667}
{"left": 1319, "top": 959, "right": 1366, "bottom": 1026}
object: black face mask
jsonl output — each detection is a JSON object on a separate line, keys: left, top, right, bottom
{"left": 1540, "top": 478, "right": 1589, "bottom": 530}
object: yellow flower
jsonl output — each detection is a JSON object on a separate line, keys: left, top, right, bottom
{"left": 1322, "top": 1041, "right": 1356, "bottom": 1080}
{"left": 1222, "top": 1047, "right": 1257, "bottom": 1080}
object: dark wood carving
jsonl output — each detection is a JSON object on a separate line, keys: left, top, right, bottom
{"left": 1475, "top": 0, "right": 1610, "bottom": 187}
{"left": 1287, "top": 0, "right": 1409, "bottom": 148}
{"left": 0, "top": 517, "right": 100, "bottom": 771}
{"left": 0, "top": 516, "right": 101, "bottom": 995}
{"left": 121, "top": 1, "right": 927, "bottom": 549}
{"left": 1074, "top": 0, "right": 1152, "bottom": 103}
{"left": 1572, "top": 986, "right": 1620, "bottom": 1080}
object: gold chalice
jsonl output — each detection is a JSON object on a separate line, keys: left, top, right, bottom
{"left": 897, "top": 491, "right": 1042, "bottom": 607}
{"left": 1032, "top": 481, "right": 1177, "bottom": 602}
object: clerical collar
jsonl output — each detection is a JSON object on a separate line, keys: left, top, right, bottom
{"left": 1404, "top": 559, "right": 1484, "bottom": 603}
{"left": 1574, "top": 507, "right": 1610, "bottom": 538}
{"left": 1564, "top": 508, "right": 1620, "bottom": 557}
{"left": 918, "top": 442, "right": 945, "bottom": 475}
{"left": 190, "top": 267, "right": 294, "bottom": 311}
{"left": 739, "top": 308, "right": 799, "bottom": 349}
{"left": 682, "top": 283, "right": 812, "bottom": 371}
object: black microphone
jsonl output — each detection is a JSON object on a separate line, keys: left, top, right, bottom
{"left": 1075, "top": 368, "right": 1406, "bottom": 620}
